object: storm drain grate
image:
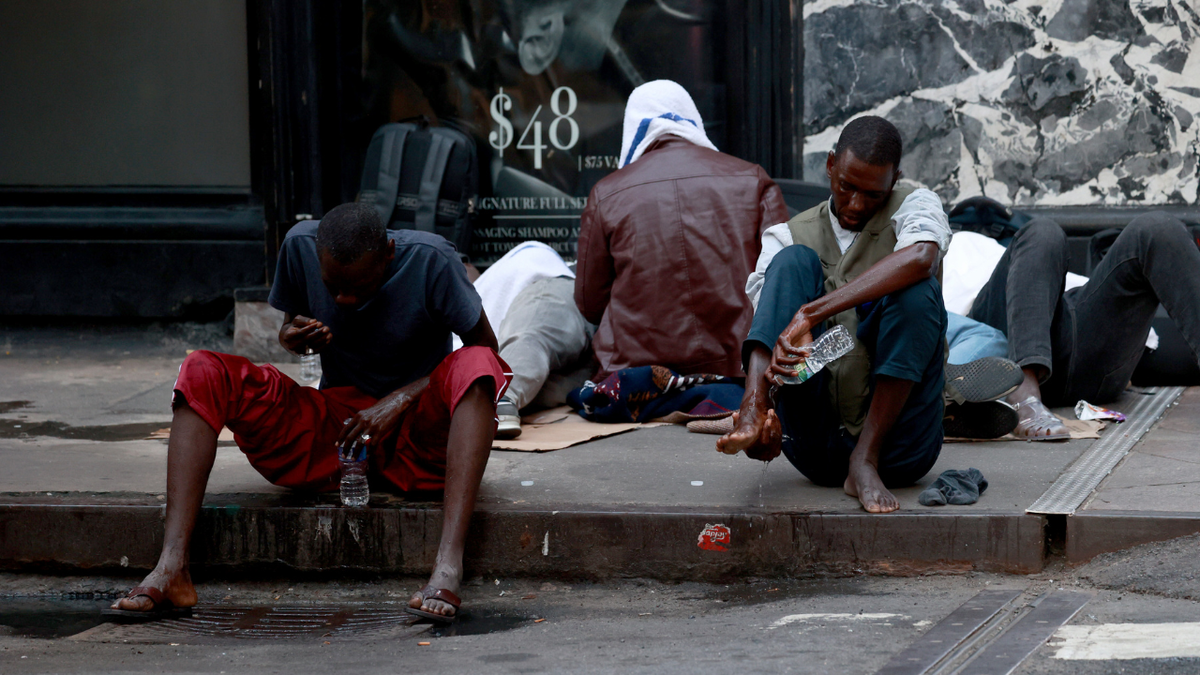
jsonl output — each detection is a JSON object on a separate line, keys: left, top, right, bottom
{"left": 73, "top": 605, "right": 426, "bottom": 642}
{"left": 1027, "top": 386, "right": 1183, "bottom": 515}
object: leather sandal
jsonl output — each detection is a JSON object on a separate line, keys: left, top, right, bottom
{"left": 406, "top": 587, "right": 461, "bottom": 624}
{"left": 101, "top": 586, "right": 193, "bottom": 623}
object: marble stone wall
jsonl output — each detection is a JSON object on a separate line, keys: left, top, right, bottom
{"left": 802, "top": 0, "right": 1199, "bottom": 205}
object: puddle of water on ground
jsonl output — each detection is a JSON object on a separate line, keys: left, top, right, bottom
{"left": 0, "top": 400, "right": 33, "bottom": 414}
{"left": 0, "top": 599, "right": 112, "bottom": 638}
{"left": 428, "top": 611, "right": 531, "bottom": 638}
{"left": 0, "top": 419, "right": 166, "bottom": 441}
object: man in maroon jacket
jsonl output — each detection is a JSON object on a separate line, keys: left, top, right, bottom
{"left": 574, "top": 80, "right": 788, "bottom": 380}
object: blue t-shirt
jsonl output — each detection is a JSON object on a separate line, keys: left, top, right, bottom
{"left": 268, "top": 222, "right": 482, "bottom": 398}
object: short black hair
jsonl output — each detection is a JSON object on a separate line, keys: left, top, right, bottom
{"left": 833, "top": 116, "right": 903, "bottom": 168}
{"left": 316, "top": 203, "right": 387, "bottom": 264}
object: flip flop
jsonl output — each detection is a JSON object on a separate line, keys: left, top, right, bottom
{"left": 101, "top": 586, "right": 194, "bottom": 623}
{"left": 405, "top": 588, "right": 461, "bottom": 625}
{"left": 1012, "top": 396, "right": 1072, "bottom": 442}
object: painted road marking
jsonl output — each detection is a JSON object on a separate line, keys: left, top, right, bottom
{"left": 1051, "top": 623, "right": 1200, "bottom": 660}
{"left": 768, "top": 613, "right": 906, "bottom": 630}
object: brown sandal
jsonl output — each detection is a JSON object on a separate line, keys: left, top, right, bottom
{"left": 405, "top": 587, "right": 461, "bottom": 624}
{"left": 102, "top": 586, "right": 193, "bottom": 622}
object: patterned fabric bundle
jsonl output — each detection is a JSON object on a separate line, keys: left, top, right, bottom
{"left": 567, "top": 365, "right": 743, "bottom": 423}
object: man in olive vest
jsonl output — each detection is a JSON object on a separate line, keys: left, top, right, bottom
{"left": 718, "top": 116, "right": 950, "bottom": 513}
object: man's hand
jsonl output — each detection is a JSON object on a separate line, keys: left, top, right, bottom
{"left": 767, "top": 312, "right": 815, "bottom": 386}
{"left": 338, "top": 377, "right": 429, "bottom": 449}
{"left": 279, "top": 315, "right": 333, "bottom": 355}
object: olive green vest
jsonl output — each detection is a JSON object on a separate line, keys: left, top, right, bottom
{"left": 786, "top": 187, "right": 914, "bottom": 435}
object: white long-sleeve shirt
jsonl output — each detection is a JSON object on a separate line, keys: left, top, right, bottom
{"left": 745, "top": 189, "right": 951, "bottom": 308}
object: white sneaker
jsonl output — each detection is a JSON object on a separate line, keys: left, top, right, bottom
{"left": 496, "top": 399, "right": 522, "bottom": 439}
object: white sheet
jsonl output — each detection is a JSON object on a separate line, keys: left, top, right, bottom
{"left": 453, "top": 241, "right": 574, "bottom": 350}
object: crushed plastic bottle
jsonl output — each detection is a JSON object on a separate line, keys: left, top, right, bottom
{"left": 776, "top": 324, "right": 855, "bottom": 386}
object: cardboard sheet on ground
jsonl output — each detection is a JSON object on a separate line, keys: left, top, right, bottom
{"left": 493, "top": 406, "right": 667, "bottom": 452}
{"left": 686, "top": 414, "right": 1105, "bottom": 442}
{"left": 945, "top": 418, "right": 1104, "bottom": 443}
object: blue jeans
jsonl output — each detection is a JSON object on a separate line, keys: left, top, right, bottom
{"left": 745, "top": 245, "right": 946, "bottom": 488}
{"left": 946, "top": 312, "right": 1008, "bottom": 365}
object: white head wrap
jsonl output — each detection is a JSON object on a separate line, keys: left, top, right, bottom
{"left": 618, "top": 80, "right": 717, "bottom": 168}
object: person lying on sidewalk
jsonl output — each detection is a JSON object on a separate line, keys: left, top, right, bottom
{"left": 966, "top": 213, "right": 1200, "bottom": 440}
{"left": 110, "top": 203, "right": 510, "bottom": 623}
{"left": 718, "top": 116, "right": 950, "bottom": 514}
{"left": 454, "top": 241, "right": 596, "bottom": 439}
{"left": 574, "top": 79, "right": 788, "bottom": 389}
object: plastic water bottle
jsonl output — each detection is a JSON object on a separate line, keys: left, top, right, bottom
{"left": 339, "top": 442, "right": 369, "bottom": 507}
{"left": 776, "top": 324, "right": 856, "bottom": 386}
{"left": 299, "top": 348, "right": 321, "bottom": 383}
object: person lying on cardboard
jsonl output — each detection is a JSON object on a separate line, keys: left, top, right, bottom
{"left": 967, "top": 212, "right": 1200, "bottom": 439}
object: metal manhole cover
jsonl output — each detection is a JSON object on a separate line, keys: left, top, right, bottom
{"left": 72, "top": 605, "right": 427, "bottom": 643}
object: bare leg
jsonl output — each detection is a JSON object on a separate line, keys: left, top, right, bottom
{"left": 1007, "top": 366, "right": 1069, "bottom": 440}
{"left": 112, "top": 405, "right": 216, "bottom": 611}
{"left": 717, "top": 346, "right": 782, "bottom": 462}
{"left": 843, "top": 375, "right": 912, "bottom": 514}
{"left": 409, "top": 378, "right": 495, "bottom": 618}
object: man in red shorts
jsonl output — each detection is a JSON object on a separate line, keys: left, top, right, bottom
{"left": 110, "top": 203, "right": 510, "bottom": 622}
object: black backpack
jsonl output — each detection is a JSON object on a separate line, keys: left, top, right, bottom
{"left": 947, "top": 196, "right": 1032, "bottom": 246}
{"left": 358, "top": 118, "right": 478, "bottom": 260}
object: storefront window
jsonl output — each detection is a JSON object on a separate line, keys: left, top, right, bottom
{"left": 363, "top": 0, "right": 724, "bottom": 264}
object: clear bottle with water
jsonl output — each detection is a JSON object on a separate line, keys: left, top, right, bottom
{"left": 338, "top": 441, "right": 369, "bottom": 507}
{"left": 299, "top": 348, "right": 321, "bottom": 383}
{"left": 776, "top": 324, "right": 856, "bottom": 386}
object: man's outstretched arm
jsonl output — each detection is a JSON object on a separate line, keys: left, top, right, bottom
{"left": 778, "top": 242, "right": 938, "bottom": 347}
{"left": 763, "top": 242, "right": 939, "bottom": 384}
{"left": 342, "top": 309, "right": 496, "bottom": 445}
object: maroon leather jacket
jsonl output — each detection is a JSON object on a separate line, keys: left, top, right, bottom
{"left": 574, "top": 136, "right": 789, "bottom": 378}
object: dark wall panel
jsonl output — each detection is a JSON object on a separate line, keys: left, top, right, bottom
{"left": 0, "top": 1, "right": 251, "bottom": 188}
{"left": 0, "top": 240, "right": 265, "bottom": 317}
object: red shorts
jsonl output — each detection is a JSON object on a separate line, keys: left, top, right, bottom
{"left": 172, "top": 346, "right": 510, "bottom": 492}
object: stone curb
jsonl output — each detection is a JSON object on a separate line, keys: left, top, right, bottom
{"left": 1066, "top": 510, "right": 1200, "bottom": 564}
{"left": 0, "top": 499, "right": 1046, "bottom": 579}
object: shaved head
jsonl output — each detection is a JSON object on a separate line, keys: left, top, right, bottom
{"left": 834, "top": 116, "right": 903, "bottom": 169}
{"left": 316, "top": 203, "right": 388, "bottom": 264}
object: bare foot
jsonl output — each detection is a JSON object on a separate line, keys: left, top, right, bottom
{"left": 717, "top": 389, "right": 783, "bottom": 457}
{"left": 844, "top": 463, "right": 900, "bottom": 513}
{"left": 1012, "top": 396, "right": 1070, "bottom": 441}
{"left": 409, "top": 564, "right": 462, "bottom": 618}
{"left": 111, "top": 566, "right": 197, "bottom": 612}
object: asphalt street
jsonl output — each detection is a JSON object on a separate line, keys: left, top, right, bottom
{"left": 2, "top": 534, "right": 1199, "bottom": 674}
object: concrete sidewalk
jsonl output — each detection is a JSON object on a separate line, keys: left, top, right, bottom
{"left": 0, "top": 325, "right": 1195, "bottom": 580}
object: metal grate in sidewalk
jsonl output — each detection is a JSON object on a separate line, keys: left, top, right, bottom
{"left": 1027, "top": 386, "right": 1184, "bottom": 515}
{"left": 71, "top": 605, "right": 425, "bottom": 643}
